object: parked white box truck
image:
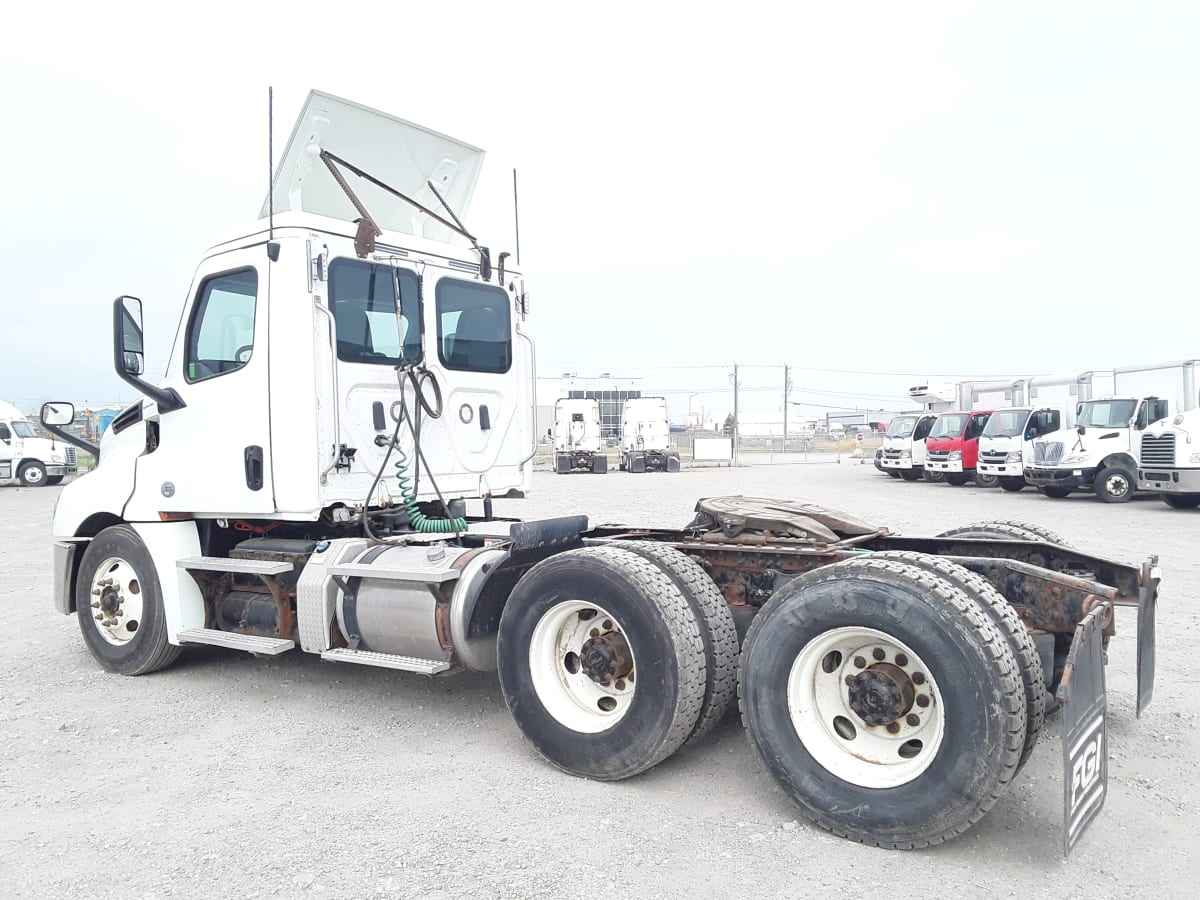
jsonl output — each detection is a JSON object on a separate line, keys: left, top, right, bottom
{"left": 1025, "top": 361, "right": 1197, "bottom": 502}
{"left": 976, "top": 372, "right": 1111, "bottom": 492}
{"left": 0, "top": 399, "right": 78, "bottom": 486}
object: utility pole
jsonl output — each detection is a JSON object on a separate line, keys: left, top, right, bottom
{"left": 732, "top": 363, "right": 740, "bottom": 466}
{"left": 782, "top": 364, "right": 789, "bottom": 454}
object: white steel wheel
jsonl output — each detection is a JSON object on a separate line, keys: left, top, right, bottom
{"left": 529, "top": 600, "right": 637, "bottom": 734}
{"left": 87, "top": 556, "right": 146, "bottom": 646}
{"left": 787, "top": 626, "right": 945, "bottom": 788}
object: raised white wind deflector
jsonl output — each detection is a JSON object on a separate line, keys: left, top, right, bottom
{"left": 262, "top": 90, "right": 485, "bottom": 245}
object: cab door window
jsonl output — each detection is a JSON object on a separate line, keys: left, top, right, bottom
{"left": 328, "top": 259, "right": 422, "bottom": 364}
{"left": 965, "top": 414, "right": 988, "bottom": 441}
{"left": 184, "top": 269, "right": 258, "bottom": 383}
{"left": 436, "top": 279, "right": 512, "bottom": 374}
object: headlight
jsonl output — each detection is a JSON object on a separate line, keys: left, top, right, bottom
{"left": 899, "top": 450, "right": 911, "bottom": 459}
{"left": 1063, "top": 453, "right": 1090, "bottom": 465}
{"left": 1191, "top": 453, "right": 1200, "bottom": 463}
{"left": 50, "top": 454, "right": 64, "bottom": 463}
{"left": 1005, "top": 451, "right": 1022, "bottom": 463}
{"left": 948, "top": 451, "right": 962, "bottom": 461}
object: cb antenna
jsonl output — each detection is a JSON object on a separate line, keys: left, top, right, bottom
{"left": 513, "top": 168, "right": 521, "bottom": 265}
{"left": 268, "top": 86, "right": 274, "bottom": 240}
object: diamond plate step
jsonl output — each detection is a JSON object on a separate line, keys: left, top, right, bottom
{"left": 178, "top": 556, "right": 293, "bottom": 576}
{"left": 321, "top": 648, "right": 450, "bottom": 674}
{"left": 177, "top": 628, "right": 294, "bottom": 655}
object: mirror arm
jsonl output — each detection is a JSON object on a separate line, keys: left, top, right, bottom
{"left": 112, "top": 297, "right": 186, "bottom": 414}
{"left": 41, "top": 420, "right": 99, "bottom": 460}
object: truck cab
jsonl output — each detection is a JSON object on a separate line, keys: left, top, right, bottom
{"left": 620, "top": 396, "right": 680, "bottom": 473}
{"left": 553, "top": 398, "right": 607, "bottom": 474}
{"left": 0, "top": 399, "right": 77, "bottom": 487}
{"left": 977, "top": 407, "right": 1063, "bottom": 492}
{"left": 1025, "top": 396, "right": 1172, "bottom": 503}
{"left": 1137, "top": 405, "right": 1200, "bottom": 509}
{"left": 923, "top": 410, "right": 992, "bottom": 486}
{"left": 879, "top": 412, "right": 936, "bottom": 481}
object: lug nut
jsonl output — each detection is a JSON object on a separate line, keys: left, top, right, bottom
{"left": 90, "top": 602, "right": 100, "bottom": 609}
{"left": 602, "top": 620, "right": 613, "bottom": 630}
{"left": 916, "top": 695, "right": 930, "bottom": 708}
{"left": 589, "top": 629, "right": 600, "bottom": 638}
{"left": 895, "top": 653, "right": 908, "bottom": 667}
{"left": 912, "top": 672, "right": 926, "bottom": 685}
{"left": 872, "top": 648, "right": 886, "bottom": 661}
{"left": 886, "top": 722, "right": 900, "bottom": 734}
{"left": 844, "top": 675, "right": 855, "bottom": 686}
{"left": 853, "top": 656, "right": 866, "bottom": 668}
{"left": 906, "top": 714, "right": 920, "bottom": 726}
{"left": 615, "top": 679, "right": 626, "bottom": 690}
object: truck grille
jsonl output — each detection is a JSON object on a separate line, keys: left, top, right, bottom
{"left": 926, "top": 450, "right": 949, "bottom": 461}
{"left": 1140, "top": 433, "right": 1175, "bottom": 467}
{"left": 980, "top": 451, "right": 1008, "bottom": 462}
{"left": 1034, "top": 442, "right": 1063, "bottom": 465}
{"left": 65, "top": 447, "right": 77, "bottom": 465}
{"left": 883, "top": 449, "right": 904, "bottom": 460}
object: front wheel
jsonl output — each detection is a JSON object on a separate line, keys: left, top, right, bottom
{"left": 899, "top": 469, "right": 922, "bottom": 482}
{"left": 944, "top": 472, "right": 969, "bottom": 486}
{"left": 739, "top": 557, "right": 1025, "bottom": 848}
{"left": 1095, "top": 466, "right": 1135, "bottom": 503}
{"left": 1163, "top": 493, "right": 1200, "bottom": 509}
{"left": 18, "top": 461, "right": 47, "bottom": 486}
{"left": 999, "top": 476, "right": 1026, "bottom": 492}
{"left": 974, "top": 472, "right": 999, "bottom": 488}
{"left": 74, "top": 525, "right": 181, "bottom": 675}
{"left": 497, "top": 547, "right": 707, "bottom": 781}
{"left": 922, "top": 469, "right": 945, "bottom": 484}
{"left": 45, "top": 474, "right": 65, "bottom": 486}
{"left": 1041, "top": 486, "right": 1071, "bottom": 499}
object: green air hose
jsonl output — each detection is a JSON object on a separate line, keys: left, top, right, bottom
{"left": 392, "top": 445, "right": 467, "bottom": 533}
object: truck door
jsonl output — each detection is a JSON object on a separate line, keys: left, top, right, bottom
{"left": 0, "top": 421, "right": 13, "bottom": 479}
{"left": 129, "top": 249, "right": 275, "bottom": 517}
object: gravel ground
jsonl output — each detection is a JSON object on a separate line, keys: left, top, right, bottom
{"left": 1, "top": 459, "right": 1195, "bottom": 899}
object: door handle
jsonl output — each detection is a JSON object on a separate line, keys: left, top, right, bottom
{"left": 244, "top": 445, "right": 264, "bottom": 491}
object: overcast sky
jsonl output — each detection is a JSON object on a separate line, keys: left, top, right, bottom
{"left": 3, "top": 1, "right": 1197, "bottom": 423}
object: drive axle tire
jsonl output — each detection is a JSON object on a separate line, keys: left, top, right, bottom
{"left": 999, "top": 477, "right": 1026, "bottom": 492}
{"left": 1163, "top": 494, "right": 1200, "bottom": 509}
{"left": 868, "top": 552, "right": 1044, "bottom": 772}
{"left": 608, "top": 541, "right": 739, "bottom": 745}
{"left": 497, "top": 547, "right": 707, "bottom": 781}
{"left": 1095, "top": 465, "right": 1135, "bottom": 503}
{"left": 937, "top": 519, "right": 1072, "bottom": 548}
{"left": 74, "top": 525, "right": 181, "bottom": 676}
{"left": 738, "top": 557, "right": 1025, "bottom": 849}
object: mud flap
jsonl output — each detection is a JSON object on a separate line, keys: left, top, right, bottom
{"left": 666, "top": 454, "right": 681, "bottom": 473}
{"left": 1056, "top": 601, "right": 1109, "bottom": 856}
{"left": 1137, "top": 558, "right": 1159, "bottom": 717}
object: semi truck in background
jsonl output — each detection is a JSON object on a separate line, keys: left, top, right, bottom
{"left": 976, "top": 372, "right": 1113, "bottom": 492}
{"left": 553, "top": 398, "right": 607, "bottom": 474}
{"left": 0, "top": 399, "right": 78, "bottom": 486}
{"left": 1025, "top": 360, "right": 1198, "bottom": 503}
{"left": 619, "top": 397, "right": 680, "bottom": 473}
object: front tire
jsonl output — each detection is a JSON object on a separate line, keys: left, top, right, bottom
{"left": 899, "top": 469, "right": 922, "bottom": 482}
{"left": 999, "top": 477, "right": 1026, "bottom": 492}
{"left": 1163, "top": 493, "right": 1200, "bottom": 509}
{"left": 18, "top": 461, "right": 47, "bottom": 486}
{"left": 923, "top": 469, "right": 945, "bottom": 483}
{"left": 45, "top": 474, "right": 65, "bottom": 486}
{"left": 974, "top": 472, "right": 999, "bottom": 488}
{"left": 944, "top": 472, "right": 969, "bottom": 486}
{"left": 738, "top": 557, "right": 1025, "bottom": 849}
{"left": 497, "top": 547, "right": 707, "bottom": 781}
{"left": 74, "top": 525, "right": 181, "bottom": 675}
{"left": 1041, "top": 486, "right": 1071, "bottom": 499}
{"left": 1095, "top": 465, "right": 1135, "bottom": 503}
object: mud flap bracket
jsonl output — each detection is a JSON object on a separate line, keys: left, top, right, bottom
{"left": 1136, "top": 557, "right": 1159, "bottom": 718}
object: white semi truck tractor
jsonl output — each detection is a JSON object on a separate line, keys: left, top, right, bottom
{"left": 38, "top": 89, "right": 1163, "bottom": 855}
{"left": 620, "top": 396, "right": 680, "bottom": 472}
{"left": 1137, "top": 393, "right": 1200, "bottom": 509}
{"left": 553, "top": 398, "right": 607, "bottom": 474}
{"left": 0, "top": 399, "right": 78, "bottom": 486}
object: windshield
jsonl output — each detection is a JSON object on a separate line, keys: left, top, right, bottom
{"left": 885, "top": 416, "right": 919, "bottom": 438}
{"left": 982, "top": 409, "right": 1031, "bottom": 438}
{"left": 11, "top": 421, "right": 36, "bottom": 438}
{"left": 928, "top": 414, "right": 968, "bottom": 439}
{"left": 1077, "top": 399, "right": 1136, "bottom": 429}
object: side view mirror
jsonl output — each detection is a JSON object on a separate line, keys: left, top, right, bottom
{"left": 41, "top": 402, "right": 75, "bottom": 427}
{"left": 119, "top": 297, "right": 145, "bottom": 375}
{"left": 112, "top": 295, "right": 185, "bottom": 414}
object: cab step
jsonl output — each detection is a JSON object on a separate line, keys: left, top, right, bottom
{"left": 320, "top": 648, "right": 451, "bottom": 674}
{"left": 177, "top": 556, "right": 293, "bottom": 576}
{"left": 176, "top": 627, "right": 295, "bottom": 655}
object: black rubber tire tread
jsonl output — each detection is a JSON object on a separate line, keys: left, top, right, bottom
{"left": 74, "top": 525, "right": 182, "bottom": 676}
{"left": 738, "top": 556, "right": 1025, "bottom": 850}
{"left": 497, "top": 546, "right": 707, "bottom": 781}
{"left": 973, "top": 472, "right": 999, "bottom": 488}
{"left": 923, "top": 469, "right": 945, "bottom": 483}
{"left": 867, "top": 551, "right": 1044, "bottom": 772}
{"left": 1163, "top": 494, "right": 1200, "bottom": 509}
{"left": 1041, "top": 486, "right": 1071, "bottom": 499}
{"left": 18, "top": 461, "right": 47, "bottom": 487}
{"left": 887, "top": 470, "right": 901, "bottom": 478}
{"left": 606, "top": 540, "right": 739, "bottom": 745}
{"left": 45, "top": 475, "right": 65, "bottom": 486}
{"left": 936, "top": 519, "right": 1072, "bottom": 548}
{"left": 899, "top": 469, "right": 922, "bottom": 481}
{"left": 998, "top": 477, "right": 1026, "bottom": 492}
{"left": 1095, "top": 465, "right": 1136, "bottom": 503}
{"left": 944, "top": 472, "right": 969, "bottom": 486}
